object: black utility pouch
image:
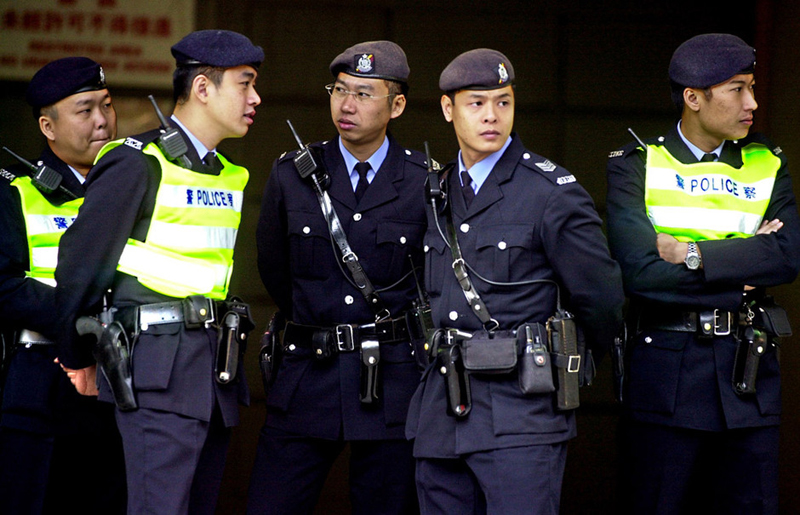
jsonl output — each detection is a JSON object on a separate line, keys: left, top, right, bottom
{"left": 461, "top": 334, "right": 517, "bottom": 375}
{"left": 259, "top": 312, "right": 285, "bottom": 396}
{"left": 182, "top": 295, "right": 211, "bottom": 329}
{"left": 518, "top": 323, "right": 555, "bottom": 395}
{"left": 753, "top": 297, "right": 792, "bottom": 337}
{"left": 311, "top": 330, "right": 335, "bottom": 360}
{"left": 406, "top": 308, "right": 434, "bottom": 370}
{"left": 548, "top": 310, "right": 581, "bottom": 411}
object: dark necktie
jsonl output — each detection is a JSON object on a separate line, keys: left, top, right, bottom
{"left": 203, "top": 152, "right": 223, "bottom": 173}
{"left": 700, "top": 153, "right": 717, "bottom": 162}
{"left": 354, "top": 162, "right": 371, "bottom": 202}
{"left": 461, "top": 170, "right": 475, "bottom": 208}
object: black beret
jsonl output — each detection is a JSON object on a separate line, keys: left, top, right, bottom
{"left": 330, "top": 40, "right": 410, "bottom": 85}
{"left": 669, "top": 33, "right": 755, "bottom": 90}
{"left": 26, "top": 57, "right": 107, "bottom": 110}
{"left": 171, "top": 30, "right": 264, "bottom": 68}
{"left": 439, "top": 48, "right": 514, "bottom": 92}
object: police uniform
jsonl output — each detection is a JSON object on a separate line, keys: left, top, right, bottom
{"left": 0, "top": 58, "right": 126, "bottom": 515}
{"left": 54, "top": 31, "right": 263, "bottom": 515}
{"left": 405, "top": 49, "right": 624, "bottom": 514}
{"left": 606, "top": 34, "right": 800, "bottom": 514}
{"left": 247, "top": 41, "right": 426, "bottom": 515}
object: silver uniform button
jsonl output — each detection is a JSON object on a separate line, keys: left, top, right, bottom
{"left": 449, "top": 311, "right": 458, "bottom": 321}
{"left": 424, "top": 245, "right": 429, "bottom": 252}
{"left": 498, "top": 241, "right": 507, "bottom": 250}
{"left": 302, "top": 226, "right": 311, "bottom": 234}
{"left": 523, "top": 153, "right": 531, "bottom": 159}
{"left": 288, "top": 343, "right": 296, "bottom": 351}
{"left": 405, "top": 149, "right": 411, "bottom": 155}
{"left": 400, "top": 236, "right": 407, "bottom": 244}
{"left": 353, "top": 213, "right": 362, "bottom": 221}
{"left": 460, "top": 223, "right": 470, "bottom": 233}
{"left": 345, "top": 295, "right": 354, "bottom": 305}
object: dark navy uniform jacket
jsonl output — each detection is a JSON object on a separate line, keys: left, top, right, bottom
{"left": 256, "top": 134, "right": 428, "bottom": 440}
{"left": 406, "top": 134, "right": 624, "bottom": 457}
{"left": 0, "top": 146, "right": 111, "bottom": 434}
{"left": 606, "top": 126, "right": 800, "bottom": 430}
{"left": 55, "top": 128, "right": 246, "bottom": 427}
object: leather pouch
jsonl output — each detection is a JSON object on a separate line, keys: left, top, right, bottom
{"left": 548, "top": 311, "right": 581, "bottom": 410}
{"left": 182, "top": 295, "right": 211, "bottom": 329}
{"left": 461, "top": 335, "right": 517, "bottom": 375}
{"left": 753, "top": 297, "right": 792, "bottom": 337}
{"left": 518, "top": 323, "right": 555, "bottom": 394}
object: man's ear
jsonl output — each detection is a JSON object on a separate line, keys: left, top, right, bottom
{"left": 192, "top": 74, "right": 212, "bottom": 104}
{"left": 39, "top": 115, "right": 56, "bottom": 142}
{"left": 441, "top": 94, "right": 454, "bottom": 123}
{"left": 390, "top": 94, "right": 407, "bottom": 119}
{"left": 683, "top": 88, "right": 701, "bottom": 113}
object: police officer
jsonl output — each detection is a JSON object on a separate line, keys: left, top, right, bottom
{"left": 606, "top": 34, "right": 800, "bottom": 513}
{"left": 405, "top": 49, "right": 624, "bottom": 514}
{"left": 55, "top": 31, "right": 263, "bottom": 515}
{"left": 0, "top": 57, "right": 126, "bottom": 515}
{"left": 247, "top": 41, "right": 427, "bottom": 514}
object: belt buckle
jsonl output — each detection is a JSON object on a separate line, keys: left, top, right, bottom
{"left": 335, "top": 324, "right": 355, "bottom": 352}
{"left": 713, "top": 309, "right": 731, "bottom": 336}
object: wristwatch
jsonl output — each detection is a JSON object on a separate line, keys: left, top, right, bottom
{"left": 685, "top": 242, "right": 701, "bottom": 270}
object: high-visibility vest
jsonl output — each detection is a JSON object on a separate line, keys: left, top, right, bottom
{"left": 96, "top": 140, "right": 249, "bottom": 300}
{"left": 11, "top": 175, "right": 83, "bottom": 286}
{"left": 644, "top": 143, "right": 780, "bottom": 242}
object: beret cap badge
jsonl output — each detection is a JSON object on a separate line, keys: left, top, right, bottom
{"left": 497, "top": 63, "right": 509, "bottom": 84}
{"left": 355, "top": 54, "right": 374, "bottom": 74}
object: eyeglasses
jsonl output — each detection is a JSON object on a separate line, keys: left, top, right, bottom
{"left": 325, "top": 83, "right": 395, "bottom": 103}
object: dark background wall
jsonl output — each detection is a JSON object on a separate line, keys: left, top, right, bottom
{"left": 2, "top": 1, "right": 799, "bottom": 513}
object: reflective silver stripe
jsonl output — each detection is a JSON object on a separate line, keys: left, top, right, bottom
{"left": 648, "top": 206, "right": 763, "bottom": 235}
{"left": 18, "top": 329, "right": 54, "bottom": 346}
{"left": 147, "top": 221, "right": 239, "bottom": 250}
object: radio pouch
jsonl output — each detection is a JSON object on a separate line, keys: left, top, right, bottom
{"left": 752, "top": 297, "right": 792, "bottom": 337}
{"left": 518, "top": 323, "right": 555, "bottom": 394}
{"left": 548, "top": 311, "right": 581, "bottom": 410}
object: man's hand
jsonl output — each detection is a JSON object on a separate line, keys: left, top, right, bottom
{"left": 656, "top": 233, "right": 691, "bottom": 265}
{"left": 756, "top": 219, "right": 782, "bottom": 235}
{"left": 56, "top": 359, "right": 99, "bottom": 396}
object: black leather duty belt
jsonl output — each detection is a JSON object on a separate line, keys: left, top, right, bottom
{"left": 284, "top": 317, "right": 410, "bottom": 354}
{"left": 638, "top": 309, "right": 735, "bottom": 338}
{"left": 117, "top": 297, "right": 221, "bottom": 332}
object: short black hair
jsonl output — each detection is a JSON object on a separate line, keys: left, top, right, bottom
{"left": 173, "top": 65, "right": 225, "bottom": 104}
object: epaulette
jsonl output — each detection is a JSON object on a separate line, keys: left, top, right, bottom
{"left": 277, "top": 140, "right": 328, "bottom": 163}
{"left": 0, "top": 167, "right": 17, "bottom": 183}
{"left": 402, "top": 147, "right": 435, "bottom": 170}
{"left": 519, "top": 152, "right": 577, "bottom": 186}
{"left": 743, "top": 132, "right": 784, "bottom": 159}
{"left": 120, "top": 129, "right": 162, "bottom": 152}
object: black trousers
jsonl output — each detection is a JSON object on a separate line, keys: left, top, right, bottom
{"left": 246, "top": 425, "right": 418, "bottom": 515}
{"left": 619, "top": 419, "right": 779, "bottom": 515}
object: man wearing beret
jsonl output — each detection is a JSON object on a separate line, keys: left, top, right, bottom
{"left": 55, "top": 30, "right": 262, "bottom": 514}
{"left": 247, "top": 40, "right": 427, "bottom": 514}
{"left": 0, "top": 56, "right": 126, "bottom": 514}
{"left": 607, "top": 33, "right": 800, "bottom": 513}
{"left": 405, "top": 49, "right": 624, "bottom": 514}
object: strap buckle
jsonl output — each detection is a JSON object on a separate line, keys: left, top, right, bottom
{"left": 567, "top": 355, "right": 581, "bottom": 373}
{"left": 335, "top": 324, "right": 356, "bottom": 352}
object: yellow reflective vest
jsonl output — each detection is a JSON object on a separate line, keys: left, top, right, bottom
{"left": 644, "top": 143, "right": 780, "bottom": 242}
{"left": 11, "top": 175, "right": 82, "bottom": 286}
{"left": 96, "top": 140, "right": 249, "bottom": 300}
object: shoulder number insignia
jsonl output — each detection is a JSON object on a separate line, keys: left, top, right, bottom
{"left": 124, "top": 137, "right": 143, "bottom": 150}
{"left": 535, "top": 160, "right": 556, "bottom": 172}
{"left": 557, "top": 175, "right": 576, "bottom": 185}
{"left": 1, "top": 168, "right": 16, "bottom": 182}
{"left": 608, "top": 150, "right": 624, "bottom": 158}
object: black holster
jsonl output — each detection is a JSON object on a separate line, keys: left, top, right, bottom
{"left": 432, "top": 329, "right": 472, "bottom": 418}
{"left": 214, "top": 297, "right": 255, "bottom": 385}
{"left": 259, "top": 312, "right": 285, "bottom": 396}
{"left": 76, "top": 316, "right": 137, "bottom": 411}
{"left": 406, "top": 303, "right": 434, "bottom": 371}
{"left": 733, "top": 325, "right": 767, "bottom": 395}
{"left": 359, "top": 338, "right": 380, "bottom": 405}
